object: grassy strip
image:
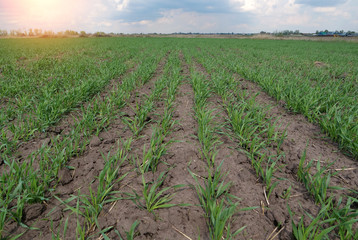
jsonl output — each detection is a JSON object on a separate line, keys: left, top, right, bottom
{"left": 293, "top": 150, "right": 358, "bottom": 239}
{"left": 0, "top": 51, "right": 135, "bottom": 161}
{"left": 124, "top": 51, "right": 187, "bottom": 220}
{"left": 189, "top": 162, "right": 250, "bottom": 240}
{"left": 190, "top": 53, "right": 285, "bottom": 201}
{"left": 190, "top": 69, "right": 221, "bottom": 168}
{"left": 53, "top": 138, "right": 132, "bottom": 239}
{"left": 186, "top": 58, "right": 250, "bottom": 239}
{"left": 132, "top": 51, "right": 182, "bottom": 173}
{"left": 130, "top": 170, "right": 187, "bottom": 218}
{"left": 0, "top": 40, "right": 135, "bottom": 140}
{"left": 189, "top": 42, "right": 358, "bottom": 239}
{"left": 192, "top": 50, "right": 350, "bottom": 239}
{"left": 0, "top": 50, "right": 166, "bottom": 239}
{"left": 214, "top": 41, "right": 357, "bottom": 159}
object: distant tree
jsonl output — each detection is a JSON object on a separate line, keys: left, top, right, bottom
{"left": 15, "top": 29, "right": 26, "bottom": 36}
{"left": 65, "top": 30, "right": 78, "bottom": 35}
{"left": 273, "top": 30, "right": 294, "bottom": 36}
{"left": 43, "top": 30, "right": 54, "bottom": 36}
{"left": 94, "top": 31, "right": 109, "bottom": 37}
{"left": 294, "top": 30, "right": 300, "bottom": 34}
{"left": 28, "top": 28, "right": 34, "bottom": 36}
{"left": 34, "top": 28, "right": 42, "bottom": 35}
{"left": 79, "top": 31, "right": 87, "bottom": 37}
{"left": 0, "top": 29, "right": 8, "bottom": 36}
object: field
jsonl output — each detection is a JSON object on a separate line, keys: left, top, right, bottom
{"left": 0, "top": 37, "right": 357, "bottom": 239}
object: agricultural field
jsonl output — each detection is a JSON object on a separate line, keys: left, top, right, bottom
{"left": 0, "top": 37, "right": 357, "bottom": 239}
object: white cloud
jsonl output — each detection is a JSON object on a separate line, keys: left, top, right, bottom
{"left": 0, "top": 0, "right": 357, "bottom": 33}
{"left": 229, "top": 0, "right": 298, "bottom": 15}
{"left": 98, "top": 21, "right": 112, "bottom": 27}
{"left": 105, "top": 8, "right": 251, "bottom": 33}
{"left": 114, "top": 0, "right": 130, "bottom": 11}
{"left": 313, "top": 7, "right": 336, "bottom": 12}
{"left": 240, "top": 0, "right": 259, "bottom": 12}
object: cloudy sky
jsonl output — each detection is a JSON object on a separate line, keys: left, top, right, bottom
{"left": 1, "top": 0, "right": 357, "bottom": 33}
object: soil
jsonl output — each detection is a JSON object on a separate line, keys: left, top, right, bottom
{"left": 0, "top": 58, "right": 138, "bottom": 175}
{"left": 3, "top": 50, "right": 357, "bottom": 240}
{"left": 229, "top": 72, "right": 358, "bottom": 193}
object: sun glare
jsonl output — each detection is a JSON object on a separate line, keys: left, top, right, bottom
{"left": 27, "top": 0, "right": 72, "bottom": 22}
{"left": 5, "top": 0, "right": 83, "bottom": 30}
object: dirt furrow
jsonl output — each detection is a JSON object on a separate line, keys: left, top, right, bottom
{"left": 92, "top": 52, "right": 207, "bottom": 239}
{"left": 0, "top": 59, "right": 137, "bottom": 173}
{"left": 195, "top": 52, "right": 358, "bottom": 192}
{"left": 192, "top": 58, "right": 321, "bottom": 239}
{"left": 1, "top": 53, "right": 134, "bottom": 144}
{"left": 6, "top": 53, "right": 169, "bottom": 239}
{"left": 233, "top": 73, "right": 358, "bottom": 194}
{"left": 78, "top": 51, "right": 174, "bottom": 239}
{"left": 191, "top": 59, "right": 280, "bottom": 239}
{"left": 159, "top": 52, "right": 207, "bottom": 238}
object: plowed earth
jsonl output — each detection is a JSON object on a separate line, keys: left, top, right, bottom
{"left": 2, "top": 45, "right": 357, "bottom": 240}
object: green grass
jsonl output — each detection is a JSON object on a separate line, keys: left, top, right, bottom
{"left": 189, "top": 161, "right": 253, "bottom": 239}
{"left": 288, "top": 203, "right": 337, "bottom": 240}
{"left": 1, "top": 37, "right": 358, "bottom": 239}
{"left": 201, "top": 39, "right": 358, "bottom": 158}
{"left": 54, "top": 138, "right": 131, "bottom": 238}
{"left": 129, "top": 171, "right": 187, "bottom": 217}
{"left": 190, "top": 70, "right": 222, "bottom": 167}
{"left": 0, "top": 40, "right": 167, "bottom": 238}
{"left": 297, "top": 149, "right": 343, "bottom": 204}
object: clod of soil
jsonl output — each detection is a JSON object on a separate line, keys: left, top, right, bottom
{"left": 89, "top": 136, "right": 102, "bottom": 147}
{"left": 24, "top": 203, "right": 46, "bottom": 221}
{"left": 57, "top": 167, "right": 73, "bottom": 185}
{"left": 314, "top": 61, "right": 329, "bottom": 67}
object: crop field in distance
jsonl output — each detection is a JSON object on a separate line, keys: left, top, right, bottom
{"left": 0, "top": 37, "right": 357, "bottom": 239}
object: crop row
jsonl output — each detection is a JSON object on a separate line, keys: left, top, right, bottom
{"left": 50, "top": 51, "right": 179, "bottom": 239}
{"left": 0, "top": 43, "right": 167, "bottom": 238}
{"left": 187, "top": 45, "right": 358, "bottom": 239}
{"left": 1, "top": 39, "right": 133, "bottom": 137}
{"left": 25, "top": 49, "right": 183, "bottom": 239}
{"left": 193, "top": 39, "right": 358, "bottom": 158}
{"left": 189, "top": 63, "right": 259, "bottom": 239}
{"left": 1, "top": 37, "right": 357, "bottom": 239}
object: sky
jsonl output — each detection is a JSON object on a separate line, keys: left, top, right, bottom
{"left": 1, "top": 0, "right": 357, "bottom": 33}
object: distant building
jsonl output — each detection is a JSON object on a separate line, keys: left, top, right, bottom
{"left": 316, "top": 31, "right": 355, "bottom": 37}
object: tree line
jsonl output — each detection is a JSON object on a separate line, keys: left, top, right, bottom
{"left": 0, "top": 29, "right": 113, "bottom": 37}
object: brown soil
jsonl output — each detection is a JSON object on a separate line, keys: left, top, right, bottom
{"left": 232, "top": 74, "right": 358, "bottom": 192}
{"left": 5, "top": 52, "right": 170, "bottom": 239}
{"left": 4, "top": 50, "right": 357, "bottom": 240}
{"left": 1, "top": 52, "right": 136, "bottom": 152}
{"left": 191, "top": 59, "right": 321, "bottom": 239}
{"left": 0, "top": 59, "right": 138, "bottom": 174}
{"left": 314, "top": 61, "right": 329, "bottom": 68}
{"left": 193, "top": 54, "right": 358, "bottom": 235}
